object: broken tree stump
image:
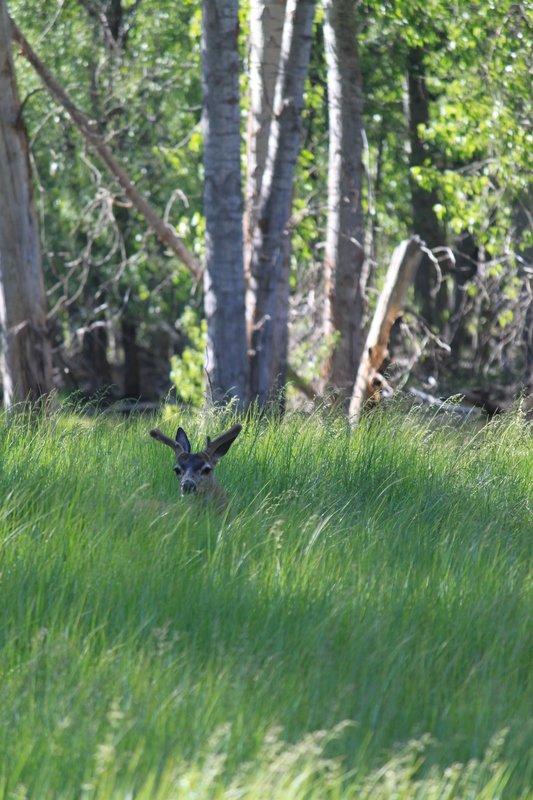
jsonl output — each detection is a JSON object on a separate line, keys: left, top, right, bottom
{"left": 349, "top": 235, "right": 424, "bottom": 424}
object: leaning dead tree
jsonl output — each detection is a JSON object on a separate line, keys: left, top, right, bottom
{"left": 10, "top": 18, "right": 202, "bottom": 282}
{"left": 349, "top": 236, "right": 424, "bottom": 423}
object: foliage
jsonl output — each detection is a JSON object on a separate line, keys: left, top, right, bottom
{"left": 170, "top": 306, "right": 207, "bottom": 405}
{"left": 6, "top": 0, "right": 533, "bottom": 396}
{"left": 414, "top": 2, "right": 532, "bottom": 251}
{"left": 0, "top": 407, "right": 532, "bottom": 796}
{"left": 9, "top": 0, "right": 204, "bottom": 390}
{"left": 353, "top": 0, "right": 533, "bottom": 385}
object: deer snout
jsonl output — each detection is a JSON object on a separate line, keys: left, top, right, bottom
{"left": 181, "top": 479, "right": 197, "bottom": 495}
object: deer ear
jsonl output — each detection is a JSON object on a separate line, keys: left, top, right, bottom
{"left": 208, "top": 424, "right": 242, "bottom": 464}
{"left": 175, "top": 427, "right": 191, "bottom": 453}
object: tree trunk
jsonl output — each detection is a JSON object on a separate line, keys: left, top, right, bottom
{"left": 246, "top": 0, "right": 288, "bottom": 407}
{"left": 322, "top": 0, "right": 366, "bottom": 403}
{"left": 121, "top": 318, "right": 141, "bottom": 398}
{"left": 247, "top": 0, "right": 316, "bottom": 406}
{"left": 269, "top": 231, "right": 292, "bottom": 408}
{"left": 81, "top": 323, "right": 114, "bottom": 394}
{"left": 245, "top": 0, "right": 287, "bottom": 285}
{"left": 525, "top": 290, "right": 533, "bottom": 392}
{"left": 448, "top": 229, "right": 479, "bottom": 368}
{"left": 406, "top": 46, "right": 447, "bottom": 330}
{"left": 0, "top": 0, "right": 53, "bottom": 407}
{"left": 107, "top": 0, "right": 123, "bottom": 43}
{"left": 201, "top": 0, "right": 248, "bottom": 405}
{"left": 512, "top": 197, "right": 533, "bottom": 393}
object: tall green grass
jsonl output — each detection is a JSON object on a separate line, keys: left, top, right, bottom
{"left": 0, "top": 405, "right": 531, "bottom": 798}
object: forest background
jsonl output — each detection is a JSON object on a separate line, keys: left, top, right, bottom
{"left": 0, "top": 0, "right": 532, "bottom": 414}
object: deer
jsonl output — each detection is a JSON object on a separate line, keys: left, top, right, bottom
{"left": 149, "top": 423, "right": 242, "bottom": 509}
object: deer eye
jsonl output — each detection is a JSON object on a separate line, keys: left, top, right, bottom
{"left": 200, "top": 464, "right": 212, "bottom": 475}
{"left": 174, "top": 465, "right": 183, "bottom": 476}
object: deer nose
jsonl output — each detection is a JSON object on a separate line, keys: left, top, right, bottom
{"left": 181, "top": 480, "right": 197, "bottom": 494}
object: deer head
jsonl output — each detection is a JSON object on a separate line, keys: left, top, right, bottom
{"left": 149, "top": 423, "right": 242, "bottom": 501}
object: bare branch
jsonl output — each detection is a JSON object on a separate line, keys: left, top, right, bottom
{"left": 10, "top": 17, "right": 203, "bottom": 282}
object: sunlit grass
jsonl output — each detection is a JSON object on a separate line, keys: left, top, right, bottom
{"left": 0, "top": 405, "right": 531, "bottom": 798}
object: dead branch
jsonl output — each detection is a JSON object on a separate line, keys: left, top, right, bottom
{"left": 10, "top": 18, "right": 202, "bottom": 282}
{"left": 349, "top": 236, "right": 424, "bottom": 424}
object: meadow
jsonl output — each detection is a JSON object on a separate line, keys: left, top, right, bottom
{"left": 0, "top": 404, "right": 531, "bottom": 799}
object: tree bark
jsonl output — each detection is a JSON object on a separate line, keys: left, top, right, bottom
{"left": 245, "top": 0, "right": 287, "bottom": 284}
{"left": 269, "top": 231, "right": 291, "bottom": 407}
{"left": 10, "top": 18, "right": 202, "bottom": 281}
{"left": 448, "top": 229, "right": 479, "bottom": 367}
{"left": 247, "top": 0, "right": 316, "bottom": 406}
{"left": 246, "top": 0, "right": 288, "bottom": 407}
{"left": 201, "top": 0, "right": 248, "bottom": 405}
{"left": 121, "top": 318, "right": 141, "bottom": 398}
{"left": 349, "top": 236, "right": 424, "bottom": 423}
{"left": 406, "top": 46, "right": 447, "bottom": 330}
{"left": 322, "top": 0, "right": 366, "bottom": 403}
{"left": 525, "top": 291, "right": 533, "bottom": 392}
{"left": 0, "top": 0, "right": 53, "bottom": 407}
{"left": 81, "top": 323, "right": 114, "bottom": 394}
{"left": 513, "top": 198, "right": 533, "bottom": 393}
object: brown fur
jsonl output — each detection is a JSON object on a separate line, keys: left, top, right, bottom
{"left": 150, "top": 424, "right": 242, "bottom": 510}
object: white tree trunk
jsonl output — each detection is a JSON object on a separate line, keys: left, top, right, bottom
{"left": 201, "top": 0, "right": 248, "bottom": 404}
{"left": 322, "top": 0, "right": 366, "bottom": 403}
{"left": 247, "top": 0, "right": 316, "bottom": 406}
{"left": 245, "top": 0, "right": 287, "bottom": 280}
{"left": 0, "top": 0, "right": 53, "bottom": 407}
{"left": 245, "top": 0, "right": 288, "bottom": 404}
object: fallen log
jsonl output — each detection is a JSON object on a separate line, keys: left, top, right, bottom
{"left": 408, "top": 387, "right": 482, "bottom": 417}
